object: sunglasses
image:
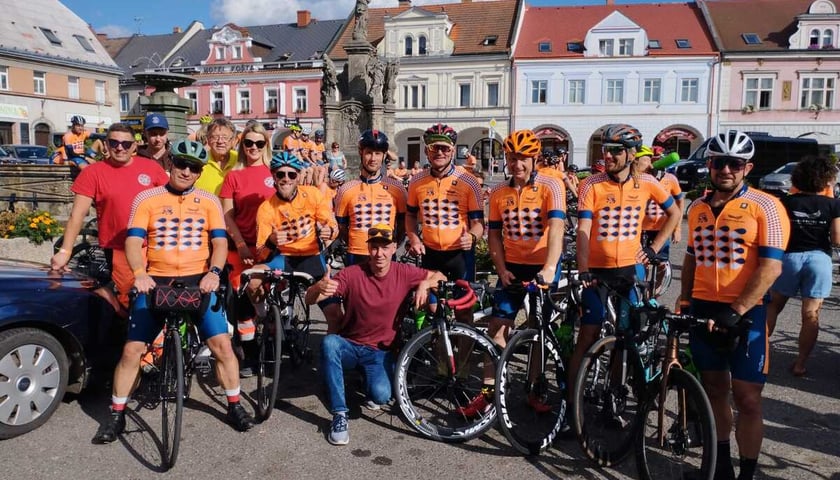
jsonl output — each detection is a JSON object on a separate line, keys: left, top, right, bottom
{"left": 367, "top": 227, "right": 393, "bottom": 242}
{"left": 601, "top": 145, "right": 627, "bottom": 156}
{"left": 107, "top": 138, "right": 134, "bottom": 150}
{"left": 710, "top": 156, "right": 748, "bottom": 172}
{"left": 273, "top": 170, "right": 299, "bottom": 180}
{"left": 242, "top": 139, "right": 267, "bottom": 149}
{"left": 172, "top": 158, "right": 203, "bottom": 174}
{"left": 428, "top": 144, "right": 453, "bottom": 153}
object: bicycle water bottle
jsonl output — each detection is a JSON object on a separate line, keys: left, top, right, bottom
{"left": 178, "top": 319, "right": 188, "bottom": 350}
{"left": 553, "top": 322, "right": 574, "bottom": 358}
{"left": 415, "top": 310, "right": 426, "bottom": 331}
{"left": 680, "top": 346, "right": 700, "bottom": 379}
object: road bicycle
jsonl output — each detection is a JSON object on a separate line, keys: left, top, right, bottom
{"left": 239, "top": 267, "right": 314, "bottom": 421}
{"left": 394, "top": 279, "right": 499, "bottom": 442}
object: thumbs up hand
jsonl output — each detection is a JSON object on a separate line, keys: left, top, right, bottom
{"left": 459, "top": 223, "right": 475, "bottom": 251}
{"left": 273, "top": 224, "right": 291, "bottom": 246}
{"left": 317, "top": 221, "right": 333, "bottom": 242}
{"left": 318, "top": 265, "right": 338, "bottom": 297}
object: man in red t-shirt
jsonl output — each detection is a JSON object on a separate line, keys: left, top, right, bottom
{"left": 51, "top": 123, "right": 169, "bottom": 308}
{"left": 305, "top": 223, "right": 446, "bottom": 446}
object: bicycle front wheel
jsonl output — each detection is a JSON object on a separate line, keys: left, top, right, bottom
{"left": 394, "top": 323, "right": 499, "bottom": 442}
{"left": 287, "top": 286, "right": 311, "bottom": 365}
{"left": 160, "top": 329, "right": 184, "bottom": 470}
{"left": 495, "top": 328, "right": 568, "bottom": 456}
{"left": 256, "top": 306, "right": 283, "bottom": 421}
{"left": 573, "top": 335, "right": 644, "bottom": 467}
{"left": 635, "top": 368, "right": 716, "bottom": 480}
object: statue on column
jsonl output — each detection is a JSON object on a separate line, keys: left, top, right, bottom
{"left": 321, "top": 54, "right": 338, "bottom": 104}
{"left": 367, "top": 54, "right": 385, "bottom": 103}
{"left": 352, "top": 0, "right": 370, "bottom": 41}
{"left": 383, "top": 59, "right": 400, "bottom": 105}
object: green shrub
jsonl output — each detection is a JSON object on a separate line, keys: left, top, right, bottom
{"left": 0, "top": 210, "right": 63, "bottom": 245}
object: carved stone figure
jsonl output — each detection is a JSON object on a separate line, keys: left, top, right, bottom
{"left": 367, "top": 54, "right": 385, "bottom": 103}
{"left": 352, "top": 0, "right": 370, "bottom": 41}
{"left": 343, "top": 104, "right": 362, "bottom": 144}
{"left": 321, "top": 54, "right": 338, "bottom": 104}
{"left": 383, "top": 59, "right": 399, "bottom": 104}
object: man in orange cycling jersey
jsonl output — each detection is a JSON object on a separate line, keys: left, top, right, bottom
{"left": 335, "top": 130, "right": 406, "bottom": 266}
{"left": 464, "top": 130, "right": 565, "bottom": 418}
{"left": 571, "top": 124, "right": 680, "bottom": 424}
{"left": 679, "top": 130, "right": 790, "bottom": 480}
{"left": 635, "top": 145, "right": 684, "bottom": 253}
{"left": 92, "top": 140, "right": 255, "bottom": 444}
{"left": 61, "top": 115, "right": 95, "bottom": 168}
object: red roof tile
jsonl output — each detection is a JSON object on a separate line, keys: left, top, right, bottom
{"left": 328, "top": 0, "right": 520, "bottom": 61}
{"left": 700, "top": 0, "right": 815, "bottom": 51}
{"left": 515, "top": 2, "right": 716, "bottom": 59}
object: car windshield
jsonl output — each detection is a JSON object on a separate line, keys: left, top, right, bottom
{"left": 9, "top": 146, "right": 48, "bottom": 158}
{"left": 774, "top": 163, "right": 797, "bottom": 174}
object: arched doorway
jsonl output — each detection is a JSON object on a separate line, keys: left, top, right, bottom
{"left": 532, "top": 125, "right": 571, "bottom": 155}
{"left": 653, "top": 126, "right": 702, "bottom": 158}
{"left": 587, "top": 125, "right": 613, "bottom": 167}
{"left": 34, "top": 123, "right": 51, "bottom": 146}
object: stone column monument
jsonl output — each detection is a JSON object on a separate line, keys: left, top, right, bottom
{"left": 134, "top": 71, "right": 196, "bottom": 139}
{"left": 322, "top": 0, "right": 398, "bottom": 174}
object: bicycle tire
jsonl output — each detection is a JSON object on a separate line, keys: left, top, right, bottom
{"left": 67, "top": 243, "right": 110, "bottom": 282}
{"left": 635, "top": 368, "right": 716, "bottom": 480}
{"left": 650, "top": 261, "right": 673, "bottom": 299}
{"left": 394, "top": 323, "right": 499, "bottom": 442}
{"left": 160, "top": 329, "right": 184, "bottom": 471}
{"left": 573, "top": 335, "right": 645, "bottom": 466}
{"left": 256, "top": 306, "right": 283, "bottom": 421}
{"left": 495, "top": 328, "right": 568, "bottom": 455}
{"left": 287, "top": 286, "right": 311, "bottom": 366}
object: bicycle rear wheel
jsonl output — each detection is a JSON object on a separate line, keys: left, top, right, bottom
{"left": 495, "top": 328, "right": 568, "bottom": 455}
{"left": 256, "top": 306, "right": 283, "bottom": 421}
{"left": 636, "top": 368, "right": 716, "bottom": 480}
{"left": 160, "top": 329, "right": 184, "bottom": 470}
{"left": 573, "top": 335, "right": 644, "bottom": 466}
{"left": 394, "top": 323, "right": 499, "bottom": 442}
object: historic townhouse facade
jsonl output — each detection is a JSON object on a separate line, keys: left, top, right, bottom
{"left": 512, "top": 2, "right": 718, "bottom": 167}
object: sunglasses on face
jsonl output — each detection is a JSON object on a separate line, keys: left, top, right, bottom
{"left": 172, "top": 158, "right": 203, "bottom": 174}
{"left": 601, "top": 146, "right": 626, "bottom": 156}
{"left": 107, "top": 138, "right": 134, "bottom": 150}
{"left": 242, "top": 139, "right": 267, "bottom": 149}
{"left": 710, "top": 156, "right": 748, "bottom": 172}
{"left": 428, "top": 144, "right": 453, "bottom": 153}
{"left": 273, "top": 170, "right": 299, "bottom": 180}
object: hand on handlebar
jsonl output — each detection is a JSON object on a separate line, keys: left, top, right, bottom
{"left": 407, "top": 238, "right": 426, "bottom": 257}
{"left": 199, "top": 272, "right": 220, "bottom": 294}
{"left": 133, "top": 274, "right": 156, "bottom": 294}
{"left": 498, "top": 268, "right": 516, "bottom": 287}
{"left": 578, "top": 271, "right": 596, "bottom": 288}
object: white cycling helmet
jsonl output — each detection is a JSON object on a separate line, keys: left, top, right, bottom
{"left": 329, "top": 168, "right": 347, "bottom": 183}
{"left": 301, "top": 127, "right": 312, "bottom": 136}
{"left": 706, "top": 129, "right": 754, "bottom": 161}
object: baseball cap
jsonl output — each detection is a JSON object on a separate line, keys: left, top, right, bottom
{"left": 367, "top": 223, "right": 394, "bottom": 244}
{"left": 144, "top": 113, "right": 169, "bottom": 130}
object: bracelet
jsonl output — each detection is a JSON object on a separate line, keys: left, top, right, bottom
{"left": 58, "top": 248, "right": 69, "bottom": 254}
{"left": 132, "top": 268, "right": 146, "bottom": 276}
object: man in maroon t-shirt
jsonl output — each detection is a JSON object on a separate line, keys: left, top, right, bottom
{"left": 306, "top": 223, "right": 445, "bottom": 446}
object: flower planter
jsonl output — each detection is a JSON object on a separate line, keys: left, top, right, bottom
{"left": 0, "top": 237, "right": 54, "bottom": 264}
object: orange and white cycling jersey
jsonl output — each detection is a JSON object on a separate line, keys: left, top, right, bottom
{"left": 335, "top": 176, "right": 406, "bottom": 255}
{"left": 407, "top": 165, "right": 484, "bottom": 251}
{"left": 578, "top": 172, "right": 674, "bottom": 269}
{"left": 536, "top": 164, "right": 565, "bottom": 183}
{"left": 255, "top": 186, "right": 337, "bottom": 257}
{"left": 126, "top": 186, "right": 227, "bottom": 277}
{"left": 283, "top": 136, "right": 308, "bottom": 158}
{"left": 643, "top": 172, "right": 683, "bottom": 231}
{"left": 686, "top": 185, "right": 790, "bottom": 304}
{"left": 488, "top": 173, "right": 566, "bottom": 265}
{"left": 62, "top": 130, "right": 90, "bottom": 159}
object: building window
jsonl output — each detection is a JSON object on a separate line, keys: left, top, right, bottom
{"left": 215, "top": 46, "right": 225, "bottom": 60}
{"left": 294, "top": 87, "right": 307, "bottom": 113}
{"left": 0, "top": 66, "right": 8, "bottom": 90}
{"left": 744, "top": 77, "right": 773, "bottom": 110}
{"left": 680, "top": 78, "right": 698, "bottom": 102}
{"left": 238, "top": 90, "right": 251, "bottom": 114}
{"left": 599, "top": 39, "right": 614, "bottom": 56}
{"left": 605, "top": 79, "right": 624, "bottom": 104}
{"left": 487, "top": 82, "right": 499, "bottom": 107}
{"left": 74, "top": 34, "right": 95, "bottom": 52}
{"left": 618, "top": 38, "right": 634, "bottom": 56}
{"left": 39, "top": 27, "right": 61, "bottom": 46}
{"left": 648, "top": 39, "right": 661, "bottom": 49}
{"left": 120, "top": 92, "right": 130, "bottom": 113}
{"left": 405, "top": 36, "right": 413, "bottom": 56}
{"left": 418, "top": 36, "right": 427, "bottom": 55}
{"left": 212, "top": 91, "right": 225, "bottom": 114}
{"left": 530, "top": 80, "right": 547, "bottom": 104}
{"left": 568, "top": 79, "right": 585, "bottom": 104}
{"left": 186, "top": 91, "right": 198, "bottom": 114}
{"left": 675, "top": 39, "right": 691, "bottom": 48}
{"left": 800, "top": 76, "right": 835, "bottom": 109}
{"left": 95, "top": 80, "right": 106, "bottom": 104}
{"left": 33, "top": 71, "right": 46, "bottom": 95}
{"left": 459, "top": 84, "right": 471, "bottom": 107}
{"left": 265, "top": 88, "right": 278, "bottom": 113}
{"left": 810, "top": 29, "right": 821, "bottom": 48}
{"left": 402, "top": 84, "right": 426, "bottom": 109}
{"left": 232, "top": 46, "right": 242, "bottom": 59}
{"left": 642, "top": 78, "right": 661, "bottom": 103}
{"left": 823, "top": 29, "right": 834, "bottom": 48}
{"left": 538, "top": 42, "right": 552, "bottom": 53}
{"left": 68, "top": 76, "right": 79, "bottom": 100}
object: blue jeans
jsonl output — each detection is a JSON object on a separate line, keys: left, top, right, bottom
{"left": 320, "top": 334, "right": 394, "bottom": 414}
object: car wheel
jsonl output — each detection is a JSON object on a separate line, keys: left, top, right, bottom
{"left": 0, "top": 328, "right": 69, "bottom": 439}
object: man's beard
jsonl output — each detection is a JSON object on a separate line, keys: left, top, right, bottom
{"left": 710, "top": 177, "right": 741, "bottom": 193}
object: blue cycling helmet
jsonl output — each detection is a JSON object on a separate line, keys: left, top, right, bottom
{"left": 270, "top": 151, "right": 306, "bottom": 171}
{"left": 171, "top": 139, "right": 209, "bottom": 164}
{"left": 358, "top": 129, "right": 389, "bottom": 152}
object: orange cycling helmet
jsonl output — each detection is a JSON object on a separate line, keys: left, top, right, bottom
{"left": 503, "top": 129, "right": 541, "bottom": 157}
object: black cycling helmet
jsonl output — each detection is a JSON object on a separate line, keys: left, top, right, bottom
{"left": 423, "top": 123, "right": 458, "bottom": 145}
{"left": 602, "top": 124, "right": 643, "bottom": 149}
{"left": 358, "top": 129, "right": 389, "bottom": 152}
{"left": 70, "top": 115, "right": 86, "bottom": 126}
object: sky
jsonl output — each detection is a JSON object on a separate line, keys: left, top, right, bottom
{"left": 62, "top": 0, "right": 690, "bottom": 37}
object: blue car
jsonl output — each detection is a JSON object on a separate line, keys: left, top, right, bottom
{"left": 0, "top": 259, "right": 120, "bottom": 439}
{"left": 1, "top": 144, "right": 52, "bottom": 165}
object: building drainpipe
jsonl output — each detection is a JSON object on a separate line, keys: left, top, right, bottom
{"left": 707, "top": 54, "right": 721, "bottom": 140}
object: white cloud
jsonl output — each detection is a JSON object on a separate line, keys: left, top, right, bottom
{"left": 209, "top": 0, "right": 465, "bottom": 26}
{"left": 97, "top": 24, "right": 134, "bottom": 38}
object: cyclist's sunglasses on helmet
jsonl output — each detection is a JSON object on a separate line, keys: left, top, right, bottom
{"left": 710, "top": 156, "right": 748, "bottom": 172}
{"left": 242, "top": 139, "right": 267, "bottom": 149}
{"left": 428, "top": 144, "right": 453, "bottom": 153}
{"left": 601, "top": 144, "right": 627, "bottom": 156}
{"left": 367, "top": 225, "right": 393, "bottom": 243}
{"left": 107, "top": 138, "right": 135, "bottom": 150}
{"left": 273, "top": 170, "right": 299, "bottom": 180}
{"left": 172, "top": 157, "right": 203, "bottom": 174}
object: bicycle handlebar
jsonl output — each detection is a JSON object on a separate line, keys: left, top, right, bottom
{"left": 238, "top": 268, "right": 315, "bottom": 296}
{"left": 436, "top": 279, "right": 477, "bottom": 312}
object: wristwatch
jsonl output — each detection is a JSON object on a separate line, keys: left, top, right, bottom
{"left": 208, "top": 266, "right": 223, "bottom": 277}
